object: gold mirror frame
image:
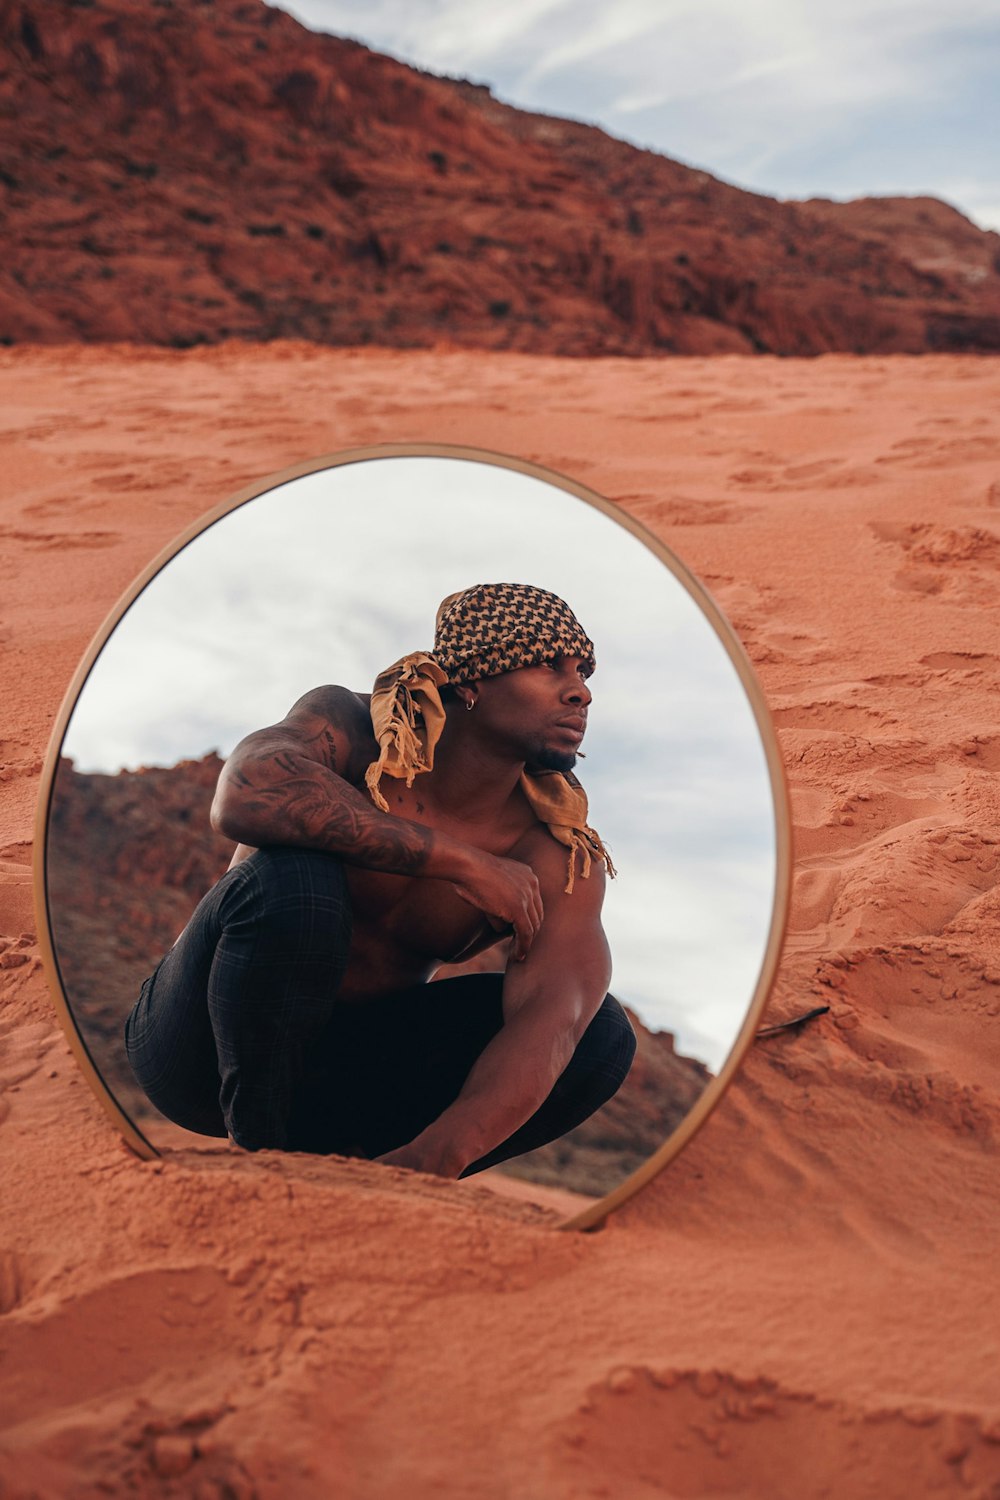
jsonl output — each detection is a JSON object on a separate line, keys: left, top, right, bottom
{"left": 34, "top": 442, "right": 792, "bottom": 1231}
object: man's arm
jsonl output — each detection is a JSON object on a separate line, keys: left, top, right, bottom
{"left": 377, "top": 830, "right": 612, "bottom": 1177}
{"left": 211, "top": 685, "right": 544, "bottom": 955}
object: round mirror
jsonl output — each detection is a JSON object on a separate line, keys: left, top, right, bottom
{"left": 35, "top": 445, "right": 790, "bottom": 1228}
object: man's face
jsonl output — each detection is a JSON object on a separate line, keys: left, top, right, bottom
{"left": 471, "top": 654, "right": 593, "bottom": 772}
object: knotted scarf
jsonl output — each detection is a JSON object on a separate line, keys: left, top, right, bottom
{"left": 364, "top": 584, "right": 615, "bottom": 892}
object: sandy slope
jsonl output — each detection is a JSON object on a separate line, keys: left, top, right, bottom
{"left": 1, "top": 345, "right": 999, "bottom": 1498}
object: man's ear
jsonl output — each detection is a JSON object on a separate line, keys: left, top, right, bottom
{"left": 457, "top": 682, "right": 480, "bottom": 711}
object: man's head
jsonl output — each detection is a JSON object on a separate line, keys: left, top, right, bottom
{"left": 366, "top": 581, "right": 613, "bottom": 889}
{"left": 434, "top": 583, "right": 595, "bottom": 773}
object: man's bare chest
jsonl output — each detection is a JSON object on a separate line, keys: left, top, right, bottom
{"left": 345, "top": 865, "right": 483, "bottom": 964}
{"left": 346, "top": 777, "right": 535, "bottom": 962}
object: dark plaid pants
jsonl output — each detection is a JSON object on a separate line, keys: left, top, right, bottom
{"left": 125, "top": 846, "right": 636, "bottom": 1173}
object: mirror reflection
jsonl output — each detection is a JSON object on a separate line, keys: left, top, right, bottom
{"left": 45, "top": 452, "right": 779, "bottom": 1216}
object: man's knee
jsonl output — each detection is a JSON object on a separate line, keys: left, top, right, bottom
{"left": 220, "top": 846, "right": 352, "bottom": 950}
{"left": 573, "top": 993, "right": 636, "bottom": 1102}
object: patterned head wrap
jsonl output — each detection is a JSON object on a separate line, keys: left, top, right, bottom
{"left": 365, "top": 583, "right": 615, "bottom": 893}
{"left": 433, "top": 582, "right": 596, "bottom": 684}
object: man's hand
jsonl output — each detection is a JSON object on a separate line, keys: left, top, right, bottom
{"left": 448, "top": 849, "right": 543, "bottom": 961}
{"left": 375, "top": 1130, "right": 465, "bottom": 1178}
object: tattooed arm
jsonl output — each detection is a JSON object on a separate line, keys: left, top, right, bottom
{"left": 210, "top": 686, "right": 544, "bottom": 953}
{"left": 212, "top": 685, "right": 427, "bottom": 872}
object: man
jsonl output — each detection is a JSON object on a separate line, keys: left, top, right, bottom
{"left": 125, "top": 582, "right": 635, "bottom": 1178}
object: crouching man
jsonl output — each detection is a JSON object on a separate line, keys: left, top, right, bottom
{"left": 126, "top": 582, "right": 635, "bottom": 1177}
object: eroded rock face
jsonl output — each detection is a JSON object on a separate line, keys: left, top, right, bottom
{"left": 3, "top": 0, "right": 999, "bottom": 355}
{"left": 47, "top": 753, "right": 234, "bottom": 1115}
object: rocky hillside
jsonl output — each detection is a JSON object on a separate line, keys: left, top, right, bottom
{"left": 46, "top": 753, "right": 712, "bottom": 1196}
{"left": 2, "top": 0, "right": 999, "bottom": 354}
{"left": 46, "top": 753, "right": 235, "bottom": 1119}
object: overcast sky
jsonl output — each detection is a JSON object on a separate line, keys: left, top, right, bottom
{"left": 58, "top": 454, "right": 779, "bottom": 1073}
{"left": 266, "top": 0, "right": 1000, "bottom": 232}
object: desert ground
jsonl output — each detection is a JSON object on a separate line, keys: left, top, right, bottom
{"left": 1, "top": 344, "right": 999, "bottom": 1498}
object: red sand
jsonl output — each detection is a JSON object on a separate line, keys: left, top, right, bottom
{"left": 2, "top": 344, "right": 999, "bottom": 1497}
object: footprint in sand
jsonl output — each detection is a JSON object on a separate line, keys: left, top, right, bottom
{"left": 0, "top": 743, "right": 43, "bottom": 785}
{"left": 879, "top": 436, "right": 939, "bottom": 458}
{"left": 919, "top": 650, "right": 994, "bottom": 671}
{"left": 707, "top": 397, "right": 768, "bottom": 412}
{"left": 870, "top": 520, "right": 1000, "bottom": 597}
{"left": 753, "top": 624, "right": 830, "bottom": 664}
{"left": 0, "top": 1250, "right": 27, "bottom": 1315}
{"left": 792, "top": 782, "right": 950, "bottom": 858}
{"left": 556, "top": 1367, "right": 1000, "bottom": 1494}
{"left": 728, "top": 459, "right": 881, "bottom": 491}
{"left": 877, "top": 433, "right": 1000, "bottom": 469}
{"left": 772, "top": 700, "right": 890, "bottom": 735}
{"left": 0, "top": 839, "right": 36, "bottom": 938}
{"left": 0, "top": 1266, "right": 240, "bottom": 1433}
{"left": 780, "top": 459, "right": 843, "bottom": 481}
{"left": 947, "top": 731, "right": 1000, "bottom": 772}
{"left": 0, "top": 525, "right": 121, "bottom": 551}
{"left": 701, "top": 575, "right": 776, "bottom": 642}
{"left": 87, "top": 471, "right": 149, "bottom": 492}
{"left": 622, "top": 493, "right": 758, "bottom": 527}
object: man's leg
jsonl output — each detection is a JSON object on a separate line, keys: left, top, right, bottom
{"left": 287, "top": 976, "right": 635, "bottom": 1171}
{"left": 125, "top": 847, "right": 352, "bottom": 1148}
{"left": 462, "top": 993, "right": 637, "bottom": 1174}
{"left": 285, "top": 972, "right": 508, "bottom": 1155}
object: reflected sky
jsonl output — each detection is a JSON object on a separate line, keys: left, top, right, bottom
{"left": 61, "top": 455, "right": 777, "bottom": 1069}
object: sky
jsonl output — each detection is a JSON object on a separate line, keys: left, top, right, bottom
{"left": 266, "top": 0, "right": 1000, "bottom": 232}
{"left": 57, "top": 453, "right": 779, "bottom": 1074}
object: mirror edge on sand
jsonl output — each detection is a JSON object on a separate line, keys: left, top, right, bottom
{"left": 33, "top": 441, "right": 793, "bottom": 1232}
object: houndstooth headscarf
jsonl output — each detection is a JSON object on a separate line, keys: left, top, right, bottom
{"left": 433, "top": 582, "right": 596, "bottom": 683}
{"left": 365, "top": 584, "right": 614, "bottom": 892}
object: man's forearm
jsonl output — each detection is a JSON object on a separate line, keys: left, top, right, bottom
{"left": 213, "top": 743, "right": 545, "bottom": 956}
{"left": 213, "top": 751, "right": 468, "bottom": 881}
{"left": 396, "top": 999, "right": 583, "bottom": 1176}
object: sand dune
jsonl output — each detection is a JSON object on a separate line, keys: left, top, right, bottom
{"left": 2, "top": 344, "right": 999, "bottom": 1496}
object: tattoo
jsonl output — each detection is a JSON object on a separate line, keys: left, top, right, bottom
{"left": 236, "top": 770, "right": 433, "bottom": 875}
{"left": 216, "top": 688, "right": 433, "bottom": 878}
{"left": 293, "top": 721, "right": 339, "bottom": 770}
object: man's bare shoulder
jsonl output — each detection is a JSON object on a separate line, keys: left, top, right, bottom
{"left": 281, "top": 684, "right": 377, "bottom": 783}
{"left": 287, "top": 684, "right": 372, "bottom": 729}
{"left": 512, "top": 822, "right": 607, "bottom": 911}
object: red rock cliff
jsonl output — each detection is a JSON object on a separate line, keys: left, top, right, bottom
{"left": 2, "top": 0, "right": 999, "bottom": 354}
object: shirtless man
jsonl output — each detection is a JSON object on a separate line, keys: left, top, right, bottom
{"left": 125, "top": 583, "right": 635, "bottom": 1178}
